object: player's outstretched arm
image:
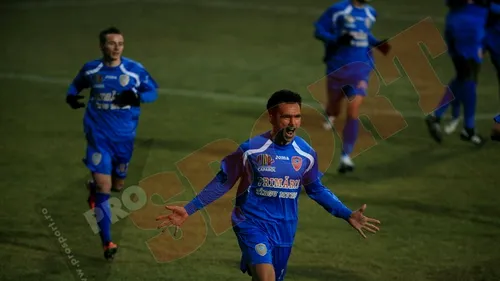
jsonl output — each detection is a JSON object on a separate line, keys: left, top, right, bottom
{"left": 304, "top": 180, "right": 381, "bottom": 238}
{"left": 346, "top": 204, "right": 381, "bottom": 239}
{"left": 304, "top": 178, "right": 352, "bottom": 220}
{"left": 303, "top": 150, "right": 381, "bottom": 238}
{"left": 156, "top": 171, "right": 236, "bottom": 230}
{"left": 156, "top": 148, "right": 245, "bottom": 230}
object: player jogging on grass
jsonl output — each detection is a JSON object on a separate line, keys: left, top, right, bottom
{"left": 425, "top": 0, "right": 489, "bottom": 146}
{"left": 66, "top": 26, "right": 159, "bottom": 260}
{"left": 313, "top": 0, "right": 391, "bottom": 173}
{"left": 156, "top": 89, "right": 381, "bottom": 281}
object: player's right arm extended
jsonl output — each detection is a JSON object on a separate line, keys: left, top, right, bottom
{"left": 183, "top": 148, "right": 244, "bottom": 216}
{"left": 183, "top": 170, "right": 237, "bottom": 216}
{"left": 314, "top": 7, "right": 339, "bottom": 43}
{"left": 66, "top": 67, "right": 89, "bottom": 109}
{"left": 67, "top": 67, "right": 89, "bottom": 96}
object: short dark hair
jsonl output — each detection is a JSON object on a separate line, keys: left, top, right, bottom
{"left": 266, "top": 89, "right": 302, "bottom": 111}
{"left": 99, "top": 27, "right": 122, "bottom": 45}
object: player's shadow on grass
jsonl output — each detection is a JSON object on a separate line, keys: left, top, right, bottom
{"left": 34, "top": 139, "right": 153, "bottom": 281}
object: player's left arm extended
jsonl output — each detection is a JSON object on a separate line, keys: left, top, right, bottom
{"left": 302, "top": 151, "right": 352, "bottom": 220}
{"left": 136, "top": 70, "right": 159, "bottom": 103}
{"left": 304, "top": 179, "right": 353, "bottom": 220}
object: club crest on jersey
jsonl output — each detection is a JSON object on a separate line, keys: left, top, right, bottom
{"left": 291, "top": 156, "right": 302, "bottom": 171}
{"left": 119, "top": 74, "right": 130, "bottom": 87}
{"left": 94, "top": 74, "right": 103, "bottom": 84}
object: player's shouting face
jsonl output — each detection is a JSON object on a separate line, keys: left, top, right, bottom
{"left": 100, "top": 33, "right": 124, "bottom": 63}
{"left": 269, "top": 102, "right": 302, "bottom": 144}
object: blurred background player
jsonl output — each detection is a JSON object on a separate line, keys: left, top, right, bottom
{"left": 314, "top": 0, "right": 390, "bottom": 173}
{"left": 441, "top": 0, "right": 500, "bottom": 140}
{"left": 492, "top": 114, "right": 500, "bottom": 140}
{"left": 65, "top": 27, "right": 159, "bottom": 260}
{"left": 425, "top": 0, "right": 490, "bottom": 146}
{"left": 484, "top": 1, "right": 500, "bottom": 140}
{"left": 157, "top": 90, "right": 381, "bottom": 281}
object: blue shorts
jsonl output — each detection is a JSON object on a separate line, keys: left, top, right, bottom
{"left": 445, "top": 14, "right": 486, "bottom": 62}
{"left": 326, "top": 61, "right": 372, "bottom": 99}
{"left": 83, "top": 132, "right": 134, "bottom": 178}
{"left": 234, "top": 222, "right": 292, "bottom": 281}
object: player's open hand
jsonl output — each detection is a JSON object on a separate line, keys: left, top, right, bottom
{"left": 347, "top": 204, "right": 381, "bottom": 239}
{"left": 156, "top": 206, "right": 189, "bottom": 231}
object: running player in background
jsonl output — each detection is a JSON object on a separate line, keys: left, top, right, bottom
{"left": 425, "top": 0, "right": 489, "bottom": 146}
{"left": 314, "top": 0, "right": 391, "bottom": 173}
{"left": 66, "top": 27, "right": 159, "bottom": 260}
{"left": 484, "top": 1, "right": 500, "bottom": 140}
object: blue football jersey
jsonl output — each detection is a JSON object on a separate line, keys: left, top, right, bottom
{"left": 185, "top": 132, "right": 352, "bottom": 247}
{"left": 314, "top": 0, "right": 379, "bottom": 66}
{"left": 67, "top": 57, "right": 158, "bottom": 142}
